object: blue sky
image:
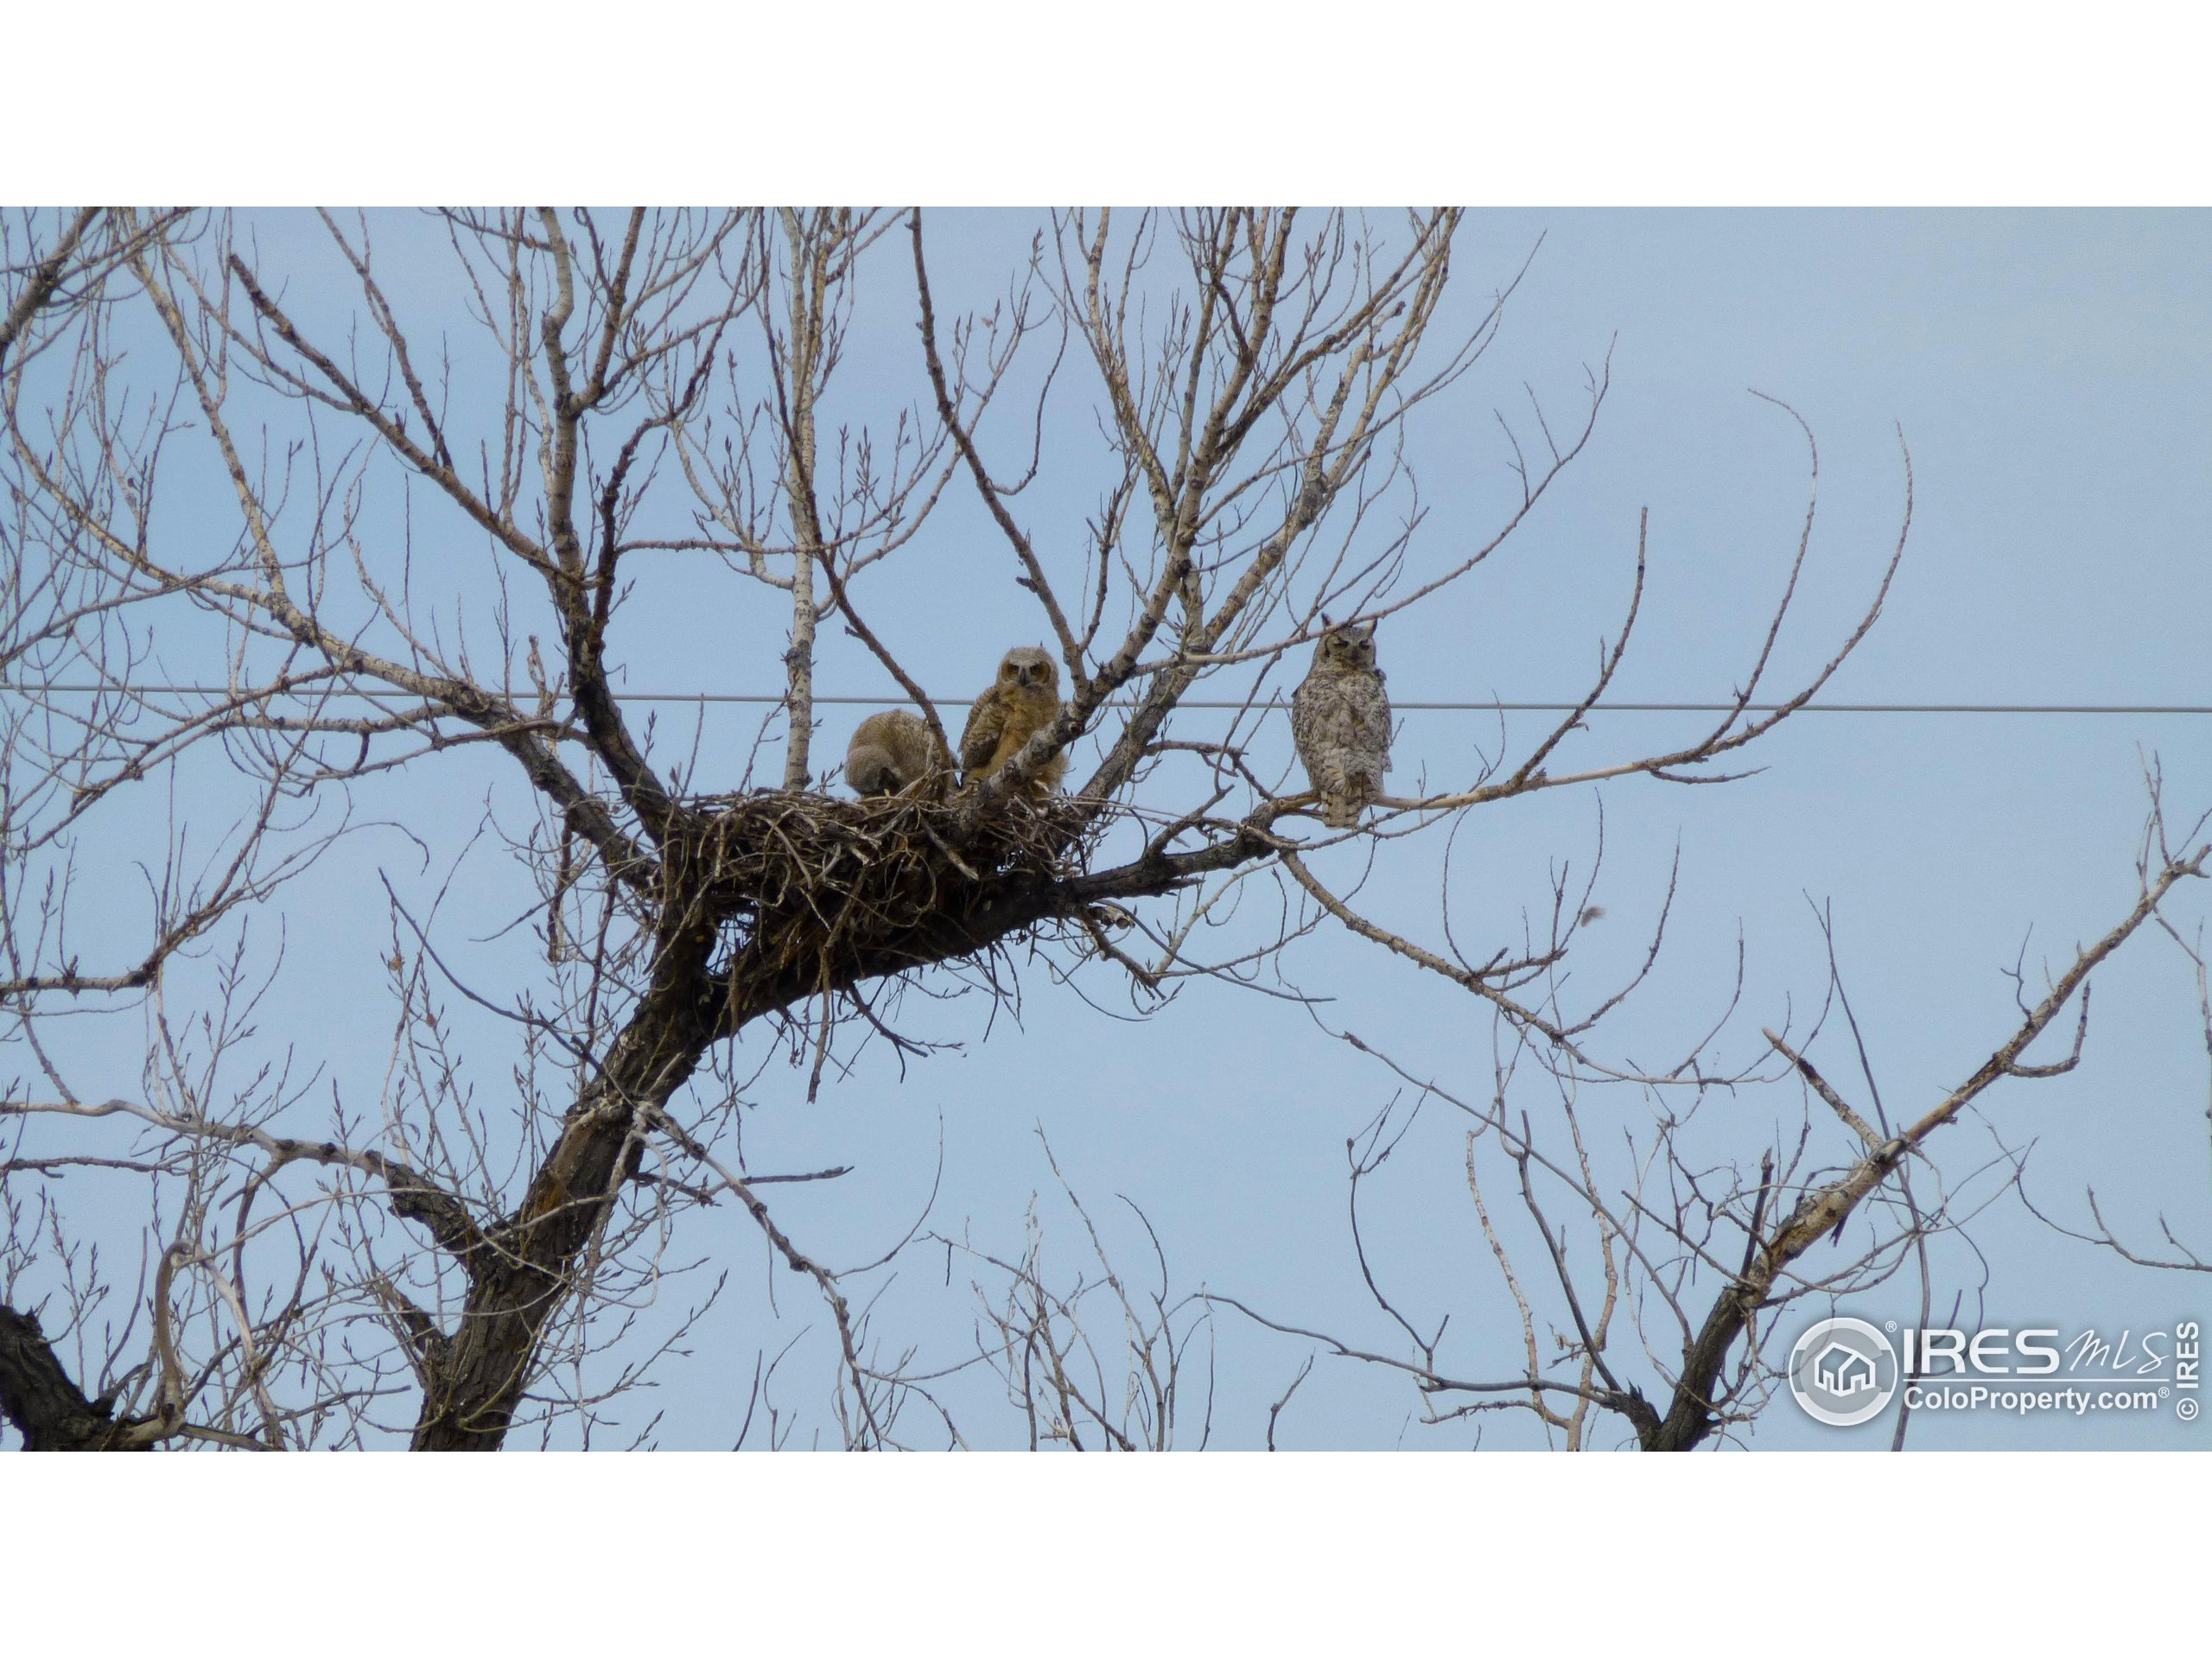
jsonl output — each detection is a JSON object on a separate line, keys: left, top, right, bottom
{"left": 6, "top": 207, "right": 2209, "bottom": 1450}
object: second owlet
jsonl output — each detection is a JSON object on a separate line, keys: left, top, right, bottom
{"left": 960, "top": 645, "right": 1069, "bottom": 796}
{"left": 847, "top": 709, "right": 953, "bottom": 800}
{"left": 1290, "top": 619, "right": 1390, "bottom": 829}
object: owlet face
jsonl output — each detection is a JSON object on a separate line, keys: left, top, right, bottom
{"left": 999, "top": 646, "right": 1058, "bottom": 691}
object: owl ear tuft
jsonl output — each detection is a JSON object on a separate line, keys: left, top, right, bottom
{"left": 1319, "top": 613, "right": 1334, "bottom": 631}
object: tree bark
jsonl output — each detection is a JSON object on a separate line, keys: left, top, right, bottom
{"left": 409, "top": 921, "right": 722, "bottom": 1450}
{"left": 0, "top": 1303, "right": 148, "bottom": 1452}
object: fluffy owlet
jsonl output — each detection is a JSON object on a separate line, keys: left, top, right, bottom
{"left": 846, "top": 709, "right": 953, "bottom": 800}
{"left": 1290, "top": 619, "right": 1390, "bottom": 829}
{"left": 960, "top": 645, "right": 1070, "bottom": 796}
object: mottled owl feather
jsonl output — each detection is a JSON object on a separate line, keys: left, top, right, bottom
{"left": 960, "top": 645, "right": 1070, "bottom": 796}
{"left": 846, "top": 709, "right": 952, "bottom": 799}
{"left": 1290, "top": 620, "right": 1390, "bottom": 830}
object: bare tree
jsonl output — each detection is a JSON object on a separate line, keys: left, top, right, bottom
{"left": 2, "top": 206, "right": 1957, "bottom": 1451}
{"left": 1203, "top": 776, "right": 2207, "bottom": 1450}
{"left": 931, "top": 1132, "right": 1214, "bottom": 1452}
{"left": 2021, "top": 767, "right": 2212, "bottom": 1292}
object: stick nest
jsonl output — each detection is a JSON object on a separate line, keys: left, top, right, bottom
{"left": 677, "top": 789, "right": 1096, "bottom": 995}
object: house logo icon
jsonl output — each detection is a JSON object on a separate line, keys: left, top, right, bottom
{"left": 1814, "top": 1342, "right": 1878, "bottom": 1397}
{"left": 1788, "top": 1316, "right": 1900, "bottom": 1427}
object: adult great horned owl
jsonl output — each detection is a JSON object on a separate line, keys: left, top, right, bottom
{"left": 1290, "top": 619, "right": 1390, "bottom": 830}
{"left": 960, "top": 645, "right": 1069, "bottom": 796}
{"left": 846, "top": 709, "right": 953, "bottom": 799}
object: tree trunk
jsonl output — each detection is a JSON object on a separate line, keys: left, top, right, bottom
{"left": 0, "top": 1304, "right": 147, "bottom": 1452}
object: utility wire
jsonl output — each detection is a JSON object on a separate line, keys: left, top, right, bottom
{"left": 2, "top": 684, "right": 2206, "bottom": 717}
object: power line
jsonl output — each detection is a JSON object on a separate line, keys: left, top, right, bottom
{"left": 3, "top": 684, "right": 2207, "bottom": 717}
